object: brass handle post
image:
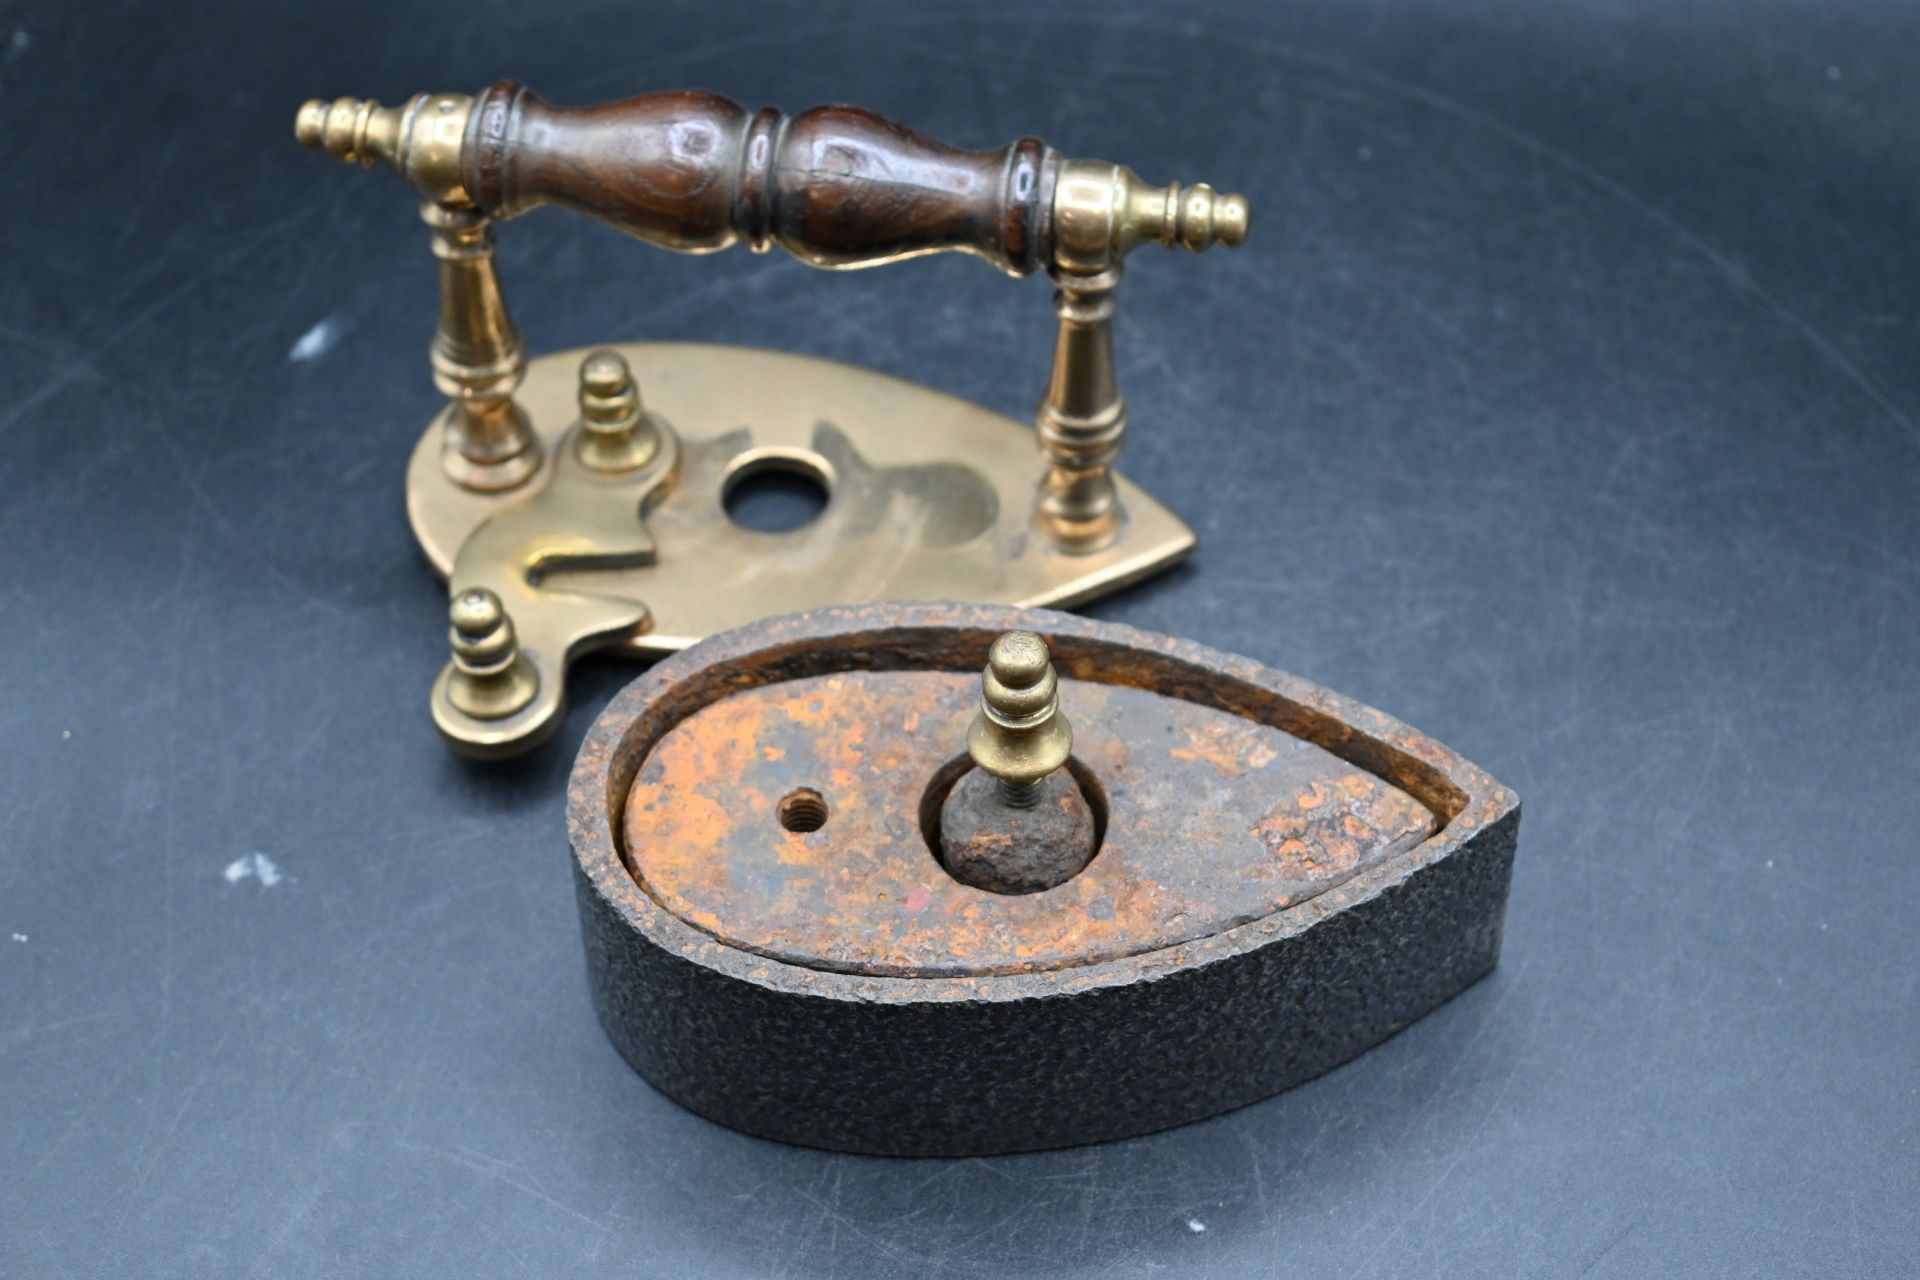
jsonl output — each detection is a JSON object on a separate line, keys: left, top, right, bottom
{"left": 1035, "top": 265, "right": 1126, "bottom": 551}
{"left": 422, "top": 201, "right": 540, "bottom": 492}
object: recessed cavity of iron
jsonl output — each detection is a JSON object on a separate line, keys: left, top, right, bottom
{"left": 919, "top": 755, "right": 1108, "bottom": 893}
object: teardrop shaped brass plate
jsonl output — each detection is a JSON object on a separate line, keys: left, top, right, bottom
{"left": 407, "top": 342, "right": 1196, "bottom": 657}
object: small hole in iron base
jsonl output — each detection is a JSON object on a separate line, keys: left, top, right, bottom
{"left": 778, "top": 787, "right": 830, "bottom": 833}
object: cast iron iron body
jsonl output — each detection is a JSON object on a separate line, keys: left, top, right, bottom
{"left": 568, "top": 603, "right": 1520, "bottom": 1156}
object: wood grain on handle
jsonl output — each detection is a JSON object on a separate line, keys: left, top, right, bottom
{"left": 464, "top": 81, "right": 1058, "bottom": 275}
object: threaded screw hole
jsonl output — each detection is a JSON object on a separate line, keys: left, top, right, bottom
{"left": 777, "top": 787, "right": 829, "bottom": 834}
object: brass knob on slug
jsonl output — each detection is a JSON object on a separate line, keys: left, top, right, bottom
{"left": 966, "top": 631, "right": 1074, "bottom": 807}
{"left": 941, "top": 631, "right": 1096, "bottom": 894}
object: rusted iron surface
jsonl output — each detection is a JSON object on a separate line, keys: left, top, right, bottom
{"left": 568, "top": 602, "right": 1520, "bottom": 1155}
{"left": 621, "top": 672, "right": 1435, "bottom": 977}
{"left": 938, "top": 767, "right": 1097, "bottom": 895}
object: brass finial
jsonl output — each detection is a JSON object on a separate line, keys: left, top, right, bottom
{"left": 575, "top": 349, "right": 660, "bottom": 473}
{"left": 1157, "top": 181, "right": 1251, "bottom": 253}
{"left": 445, "top": 588, "right": 537, "bottom": 719}
{"left": 966, "top": 631, "right": 1073, "bottom": 807}
{"left": 294, "top": 93, "right": 473, "bottom": 205}
{"left": 295, "top": 96, "right": 398, "bottom": 167}
{"left": 1050, "top": 160, "right": 1251, "bottom": 272}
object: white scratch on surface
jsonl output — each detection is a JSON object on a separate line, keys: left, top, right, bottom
{"left": 1187, "top": 1218, "right": 1207, "bottom": 1234}
{"left": 223, "top": 853, "right": 284, "bottom": 887}
{"left": 288, "top": 317, "right": 342, "bottom": 363}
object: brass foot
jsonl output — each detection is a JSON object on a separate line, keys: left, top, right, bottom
{"left": 442, "top": 588, "right": 537, "bottom": 720}
{"left": 431, "top": 586, "right": 570, "bottom": 759}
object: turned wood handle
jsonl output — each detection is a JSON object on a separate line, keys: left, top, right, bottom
{"left": 464, "top": 81, "right": 1058, "bottom": 276}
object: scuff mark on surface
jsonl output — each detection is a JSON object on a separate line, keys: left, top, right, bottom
{"left": 0, "top": 29, "right": 27, "bottom": 93}
{"left": 223, "top": 853, "right": 284, "bottom": 887}
{"left": 287, "top": 317, "right": 341, "bottom": 363}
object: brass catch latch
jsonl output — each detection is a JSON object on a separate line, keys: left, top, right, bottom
{"left": 295, "top": 84, "right": 1251, "bottom": 756}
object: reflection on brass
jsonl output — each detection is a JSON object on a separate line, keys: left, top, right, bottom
{"left": 574, "top": 349, "right": 662, "bottom": 474}
{"left": 295, "top": 87, "right": 1248, "bottom": 755}
{"left": 966, "top": 631, "right": 1073, "bottom": 807}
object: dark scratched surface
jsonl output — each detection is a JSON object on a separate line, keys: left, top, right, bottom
{"left": 2, "top": 0, "right": 1916, "bottom": 1275}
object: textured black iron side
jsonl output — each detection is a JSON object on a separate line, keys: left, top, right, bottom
{"left": 567, "top": 603, "right": 1520, "bottom": 1156}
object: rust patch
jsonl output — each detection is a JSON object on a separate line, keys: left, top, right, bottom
{"left": 1169, "top": 718, "right": 1280, "bottom": 777}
